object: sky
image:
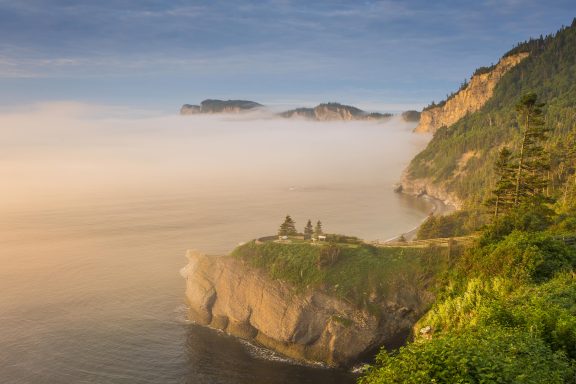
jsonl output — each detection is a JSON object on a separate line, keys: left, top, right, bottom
{"left": 0, "top": 0, "right": 574, "bottom": 113}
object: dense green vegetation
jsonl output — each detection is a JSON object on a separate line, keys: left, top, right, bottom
{"left": 232, "top": 241, "right": 455, "bottom": 306}
{"left": 361, "top": 219, "right": 576, "bottom": 382}
{"left": 360, "top": 327, "right": 573, "bottom": 384}
{"left": 416, "top": 210, "right": 481, "bottom": 239}
{"left": 361, "top": 21, "right": 576, "bottom": 383}
{"left": 409, "top": 19, "right": 576, "bottom": 208}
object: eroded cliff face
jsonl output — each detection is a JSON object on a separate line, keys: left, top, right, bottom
{"left": 414, "top": 53, "right": 529, "bottom": 134}
{"left": 182, "top": 250, "right": 432, "bottom": 367}
{"left": 280, "top": 103, "right": 392, "bottom": 122}
{"left": 314, "top": 104, "right": 358, "bottom": 121}
{"left": 399, "top": 173, "right": 464, "bottom": 210}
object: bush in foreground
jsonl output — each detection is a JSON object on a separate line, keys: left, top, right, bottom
{"left": 359, "top": 327, "right": 574, "bottom": 384}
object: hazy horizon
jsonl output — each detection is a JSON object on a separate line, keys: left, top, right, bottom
{"left": 1, "top": 1, "right": 574, "bottom": 111}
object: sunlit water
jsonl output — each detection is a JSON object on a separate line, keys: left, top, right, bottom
{"left": 0, "top": 106, "right": 431, "bottom": 383}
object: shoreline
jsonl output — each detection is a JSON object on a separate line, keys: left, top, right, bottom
{"left": 385, "top": 193, "right": 456, "bottom": 243}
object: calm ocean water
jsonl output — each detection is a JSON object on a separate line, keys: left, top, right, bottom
{"left": 0, "top": 110, "right": 431, "bottom": 383}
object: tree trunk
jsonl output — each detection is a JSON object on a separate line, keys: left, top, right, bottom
{"left": 514, "top": 117, "right": 529, "bottom": 206}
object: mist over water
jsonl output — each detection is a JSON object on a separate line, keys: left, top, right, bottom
{"left": 0, "top": 103, "right": 431, "bottom": 383}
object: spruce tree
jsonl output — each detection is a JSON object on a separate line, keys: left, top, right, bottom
{"left": 488, "top": 147, "right": 516, "bottom": 220}
{"left": 304, "top": 219, "right": 314, "bottom": 238}
{"left": 278, "top": 215, "right": 297, "bottom": 236}
{"left": 314, "top": 220, "right": 323, "bottom": 237}
{"left": 513, "top": 93, "right": 550, "bottom": 206}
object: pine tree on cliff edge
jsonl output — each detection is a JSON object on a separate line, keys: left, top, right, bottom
{"left": 304, "top": 220, "right": 314, "bottom": 238}
{"left": 314, "top": 220, "right": 324, "bottom": 237}
{"left": 278, "top": 215, "right": 297, "bottom": 236}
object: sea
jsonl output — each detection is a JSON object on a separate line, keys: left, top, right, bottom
{"left": 0, "top": 105, "right": 432, "bottom": 383}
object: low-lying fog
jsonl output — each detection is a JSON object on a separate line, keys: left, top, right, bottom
{"left": 0, "top": 102, "right": 428, "bottom": 217}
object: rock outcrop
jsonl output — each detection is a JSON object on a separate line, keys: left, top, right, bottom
{"left": 182, "top": 250, "right": 432, "bottom": 367}
{"left": 399, "top": 172, "right": 463, "bottom": 210}
{"left": 414, "top": 52, "right": 529, "bottom": 134}
{"left": 401, "top": 110, "right": 421, "bottom": 122}
{"left": 280, "top": 103, "right": 392, "bottom": 122}
{"left": 180, "top": 99, "right": 263, "bottom": 115}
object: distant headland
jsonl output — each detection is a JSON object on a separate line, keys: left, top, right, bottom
{"left": 180, "top": 99, "right": 263, "bottom": 115}
{"left": 180, "top": 99, "right": 420, "bottom": 122}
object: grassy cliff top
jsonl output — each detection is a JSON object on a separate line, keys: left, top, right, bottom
{"left": 231, "top": 240, "right": 458, "bottom": 306}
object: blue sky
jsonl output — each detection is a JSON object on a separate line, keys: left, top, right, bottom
{"left": 0, "top": 0, "right": 574, "bottom": 112}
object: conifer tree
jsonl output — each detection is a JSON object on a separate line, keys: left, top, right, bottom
{"left": 314, "top": 220, "right": 323, "bottom": 237}
{"left": 304, "top": 219, "right": 314, "bottom": 238}
{"left": 513, "top": 93, "right": 550, "bottom": 206}
{"left": 488, "top": 147, "right": 516, "bottom": 220}
{"left": 278, "top": 215, "right": 297, "bottom": 236}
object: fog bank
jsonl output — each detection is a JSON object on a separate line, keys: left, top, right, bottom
{"left": 0, "top": 102, "right": 427, "bottom": 212}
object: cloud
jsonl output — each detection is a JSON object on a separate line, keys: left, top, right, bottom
{"left": 0, "top": 0, "right": 573, "bottom": 108}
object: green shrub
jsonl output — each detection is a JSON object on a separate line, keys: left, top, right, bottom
{"left": 487, "top": 273, "right": 576, "bottom": 359}
{"left": 360, "top": 327, "right": 574, "bottom": 384}
{"left": 461, "top": 231, "right": 576, "bottom": 283}
{"left": 417, "top": 210, "right": 482, "bottom": 240}
{"left": 418, "top": 273, "right": 576, "bottom": 359}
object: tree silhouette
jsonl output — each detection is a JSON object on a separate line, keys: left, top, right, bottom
{"left": 314, "top": 220, "right": 324, "bottom": 237}
{"left": 487, "top": 147, "right": 516, "bottom": 220}
{"left": 513, "top": 93, "right": 550, "bottom": 206}
{"left": 304, "top": 219, "right": 314, "bottom": 238}
{"left": 278, "top": 215, "right": 297, "bottom": 236}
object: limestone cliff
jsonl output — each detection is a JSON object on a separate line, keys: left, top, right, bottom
{"left": 399, "top": 172, "right": 464, "bottom": 210}
{"left": 182, "top": 250, "right": 432, "bottom": 367}
{"left": 414, "top": 52, "right": 529, "bottom": 134}
{"left": 280, "top": 103, "right": 392, "bottom": 122}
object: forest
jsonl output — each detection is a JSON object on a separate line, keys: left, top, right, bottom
{"left": 361, "top": 20, "right": 576, "bottom": 383}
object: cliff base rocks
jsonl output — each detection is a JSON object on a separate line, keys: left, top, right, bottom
{"left": 182, "top": 248, "right": 440, "bottom": 367}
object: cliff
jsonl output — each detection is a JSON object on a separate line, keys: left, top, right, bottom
{"left": 180, "top": 99, "right": 263, "bottom": 115}
{"left": 403, "top": 22, "right": 576, "bottom": 207}
{"left": 280, "top": 103, "right": 392, "bottom": 121}
{"left": 401, "top": 110, "right": 421, "bottom": 122}
{"left": 399, "top": 173, "right": 464, "bottom": 210}
{"left": 180, "top": 100, "right": 395, "bottom": 121}
{"left": 414, "top": 52, "right": 529, "bottom": 134}
{"left": 182, "top": 247, "right": 440, "bottom": 367}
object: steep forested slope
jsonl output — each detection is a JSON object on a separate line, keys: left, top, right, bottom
{"left": 406, "top": 19, "right": 576, "bottom": 208}
{"left": 359, "top": 21, "right": 576, "bottom": 383}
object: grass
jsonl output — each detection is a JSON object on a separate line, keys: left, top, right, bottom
{"left": 231, "top": 241, "right": 456, "bottom": 306}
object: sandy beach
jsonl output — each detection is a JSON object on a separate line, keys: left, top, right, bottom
{"left": 386, "top": 194, "right": 456, "bottom": 242}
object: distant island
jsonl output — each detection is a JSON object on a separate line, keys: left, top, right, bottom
{"left": 179, "top": 99, "right": 419, "bottom": 122}
{"left": 279, "top": 102, "right": 393, "bottom": 121}
{"left": 180, "top": 99, "right": 263, "bottom": 115}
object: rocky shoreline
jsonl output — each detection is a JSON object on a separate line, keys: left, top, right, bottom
{"left": 181, "top": 250, "right": 434, "bottom": 368}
